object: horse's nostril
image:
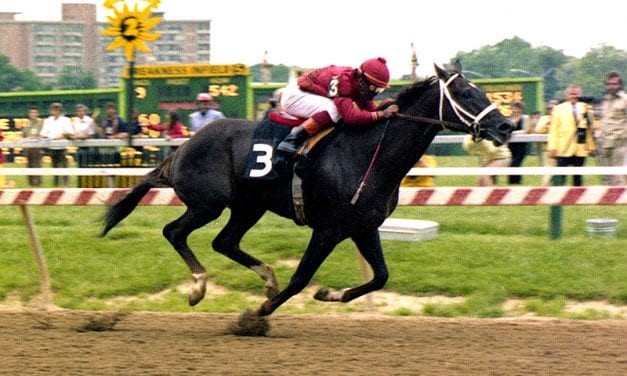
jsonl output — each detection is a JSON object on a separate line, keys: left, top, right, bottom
{"left": 498, "top": 123, "right": 513, "bottom": 134}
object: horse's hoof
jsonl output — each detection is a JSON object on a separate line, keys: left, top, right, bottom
{"left": 314, "top": 287, "right": 346, "bottom": 302}
{"left": 313, "top": 288, "right": 330, "bottom": 301}
{"left": 188, "top": 273, "right": 207, "bottom": 306}
{"left": 229, "top": 309, "right": 270, "bottom": 337}
{"left": 188, "top": 294, "right": 202, "bottom": 307}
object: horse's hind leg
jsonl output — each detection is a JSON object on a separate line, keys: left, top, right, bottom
{"left": 212, "top": 206, "right": 279, "bottom": 298}
{"left": 163, "top": 206, "right": 224, "bottom": 306}
{"left": 314, "top": 229, "right": 389, "bottom": 303}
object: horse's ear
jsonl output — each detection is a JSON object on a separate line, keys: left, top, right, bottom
{"left": 452, "top": 60, "right": 462, "bottom": 74}
{"left": 434, "top": 63, "right": 449, "bottom": 80}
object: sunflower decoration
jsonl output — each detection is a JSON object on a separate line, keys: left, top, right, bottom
{"left": 102, "top": 0, "right": 162, "bottom": 61}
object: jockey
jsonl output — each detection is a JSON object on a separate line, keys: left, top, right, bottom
{"left": 276, "top": 57, "right": 399, "bottom": 156}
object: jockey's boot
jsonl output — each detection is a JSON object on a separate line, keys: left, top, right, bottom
{"left": 276, "top": 119, "right": 315, "bottom": 157}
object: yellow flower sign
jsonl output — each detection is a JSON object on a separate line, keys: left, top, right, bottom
{"left": 102, "top": 0, "right": 162, "bottom": 61}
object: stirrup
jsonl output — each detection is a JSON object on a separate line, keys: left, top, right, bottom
{"left": 276, "top": 140, "right": 301, "bottom": 155}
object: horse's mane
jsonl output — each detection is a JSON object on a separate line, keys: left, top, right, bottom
{"left": 394, "top": 76, "right": 438, "bottom": 109}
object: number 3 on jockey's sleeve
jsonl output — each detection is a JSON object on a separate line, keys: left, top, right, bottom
{"left": 327, "top": 76, "right": 339, "bottom": 97}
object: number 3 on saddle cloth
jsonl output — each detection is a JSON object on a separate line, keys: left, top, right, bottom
{"left": 243, "top": 112, "right": 334, "bottom": 182}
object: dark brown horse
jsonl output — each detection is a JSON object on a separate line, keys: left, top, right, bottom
{"left": 101, "top": 62, "right": 512, "bottom": 332}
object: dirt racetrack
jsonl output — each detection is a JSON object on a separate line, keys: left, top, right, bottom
{"left": 0, "top": 310, "right": 624, "bottom": 375}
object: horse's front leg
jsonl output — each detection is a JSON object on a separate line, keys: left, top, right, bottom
{"left": 234, "top": 228, "right": 343, "bottom": 335}
{"left": 254, "top": 228, "right": 343, "bottom": 316}
{"left": 314, "top": 229, "right": 388, "bottom": 303}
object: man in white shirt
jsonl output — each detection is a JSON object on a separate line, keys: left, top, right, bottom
{"left": 71, "top": 103, "right": 97, "bottom": 168}
{"left": 40, "top": 102, "right": 74, "bottom": 186}
{"left": 71, "top": 104, "right": 96, "bottom": 140}
{"left": 188, "top": 93, "right": 225, "bottom": 134}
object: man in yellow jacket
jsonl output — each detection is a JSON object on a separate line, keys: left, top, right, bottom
{"left": 548, "top": 85, "right": 596, "bottom": 186}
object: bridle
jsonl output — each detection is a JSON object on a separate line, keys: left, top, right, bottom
{"left": 397, "top": 73, "right": 498, "bottom": 140}
{"left": 351, "top": 73, "right": 499, "bottom": 205}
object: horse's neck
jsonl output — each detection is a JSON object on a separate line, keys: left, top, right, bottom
{"left": 376, "top": 91, "right": 441, "bottom": 187}
{"left": 378, "top": 120, "right": 439, "bottom": 187}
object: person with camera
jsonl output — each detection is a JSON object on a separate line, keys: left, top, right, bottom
{"left": 548, "top": 85, "right": 596, "bottom": 186}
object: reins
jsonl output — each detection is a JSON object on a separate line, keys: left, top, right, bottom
{"left": 395, "top": 113, "right": 467, "bottom": 131}
{"left": 350, "top": 119, "right": 391, "bottom": 205}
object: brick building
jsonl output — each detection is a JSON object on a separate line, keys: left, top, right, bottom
{"left": 0, "top": 3, "right": 211, "bottom": 88}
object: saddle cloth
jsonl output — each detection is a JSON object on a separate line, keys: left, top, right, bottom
{"left": 243, "top": 116, "right": 335, "bottom": 181}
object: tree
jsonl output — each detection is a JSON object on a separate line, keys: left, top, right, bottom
{"left": 250, "top": 63, "right": 290, "bottom": 83}
{"left": 557, "top": 45, "right": 626, "bottom": 99}
{"left": 19, "top": 70, "right": 47, "bottom": 91}
{"left": 0, "top": 54, "right": 45, "bottom": 91}
{"left": 453, "top": 36, "right": 569, "bottom": 101}
{"left": 56, "top": 66, "right": 98, "bottom": 90}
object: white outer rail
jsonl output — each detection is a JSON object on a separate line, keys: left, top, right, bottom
{"left": 1, "top": 166, "right": 625, "bottom": 176}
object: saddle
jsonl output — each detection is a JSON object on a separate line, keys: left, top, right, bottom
{"left": 267, "top": 112, "right": 335, "bottom": 154}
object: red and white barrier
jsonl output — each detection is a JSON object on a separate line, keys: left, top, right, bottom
{"left": 1, "top": 186, "right": 625, "bottom": 206}
{"left": 398, "top": 186, "right": 626, "bottom": 206}
{"left": 0, "top": 188, "right": 182, "bottom": 206}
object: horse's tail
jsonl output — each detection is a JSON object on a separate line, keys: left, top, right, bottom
{"left": 100, "top": 154, "right": 175, "bottom": 237}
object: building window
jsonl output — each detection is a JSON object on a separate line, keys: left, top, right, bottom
{"left": 197, "top": 33, "right": 210, "bottom": 42}
{"left": 34, "top": 56, "right": 56, "bottom": 63}
{"left": 34, "top": 35, "right": 56, "bottom": 44}
{"left": 196, "top": 22, "right": 210, "bottom": 31}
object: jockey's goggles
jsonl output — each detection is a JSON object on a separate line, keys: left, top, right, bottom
{"left": 369, "top": 84, "right": 385, "bottom": 94}
{"left": 368, "top": 84, "right": 385, "bottom": 94}
{"left": 361, "top": 75, "right": 386, "bottom": 95}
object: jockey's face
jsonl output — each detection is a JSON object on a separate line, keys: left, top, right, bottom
{"left": 358, "top": 75, "right": 384, "bottom": 100}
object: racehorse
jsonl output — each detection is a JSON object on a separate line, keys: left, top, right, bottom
{"left": 101, "top": 62, "right": 512, "bottom": 329}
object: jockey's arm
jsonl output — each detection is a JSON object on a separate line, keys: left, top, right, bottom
{"left": 333, "top": 97, "right": 383, "bottom": 125}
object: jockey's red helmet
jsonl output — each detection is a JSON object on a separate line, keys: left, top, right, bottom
{"left": 360, "top": 57, "right": 391, "bottom": 88}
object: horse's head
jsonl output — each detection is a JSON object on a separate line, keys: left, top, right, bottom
{"left": 434, "top": 61, "right": 513, "bottom": 145}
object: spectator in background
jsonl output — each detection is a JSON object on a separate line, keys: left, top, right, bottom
{"left": 534, "top": 100, "right": 559, "bottom": 185}
{"left": 71, "top": 104, "right": 96, "bottom": 140}
{"left": 400, "top": 155, "right": 436, "bottom": 187}
{"left": 40, "top": 102, "right": 74, "bottom": 187}
{"left": 21, "top": 106, "right": 44, "bottom": 187}
{"left": 149, "top": 110, "right": 186, "bottom": 154}
{"left": 100, "top": 102, "right": 128, "bottom": 139}
{"left": 463, "top": 135, "right": 512, "bottom": 186}
{"left": 596, "top": 71, "right": 625, "bottom": 185}
{"left": 507, "top": 101, "right": 530, "bottom": 184}
{"left": 0, "top": 128, "right": 6, "bottom": 187}
{"left": 263, "top": 98, "right": 280, "bottom": 120}
{"left": 128, "top": 109, "right": 147, "bottom": 140}
{"left": 188, "top": 93, "right": 225, "bottom": 134}
{"left": 263, "top": 89, "right": 285, "bottom": 120}
{"left": 71, "top": 104, "right": 97, "bottom": 167}
{"left": 527, "top": 110, "right": 542, "bottom": 162}
{"left": 548, "top": 85, "right": 596, "bottom": 186}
